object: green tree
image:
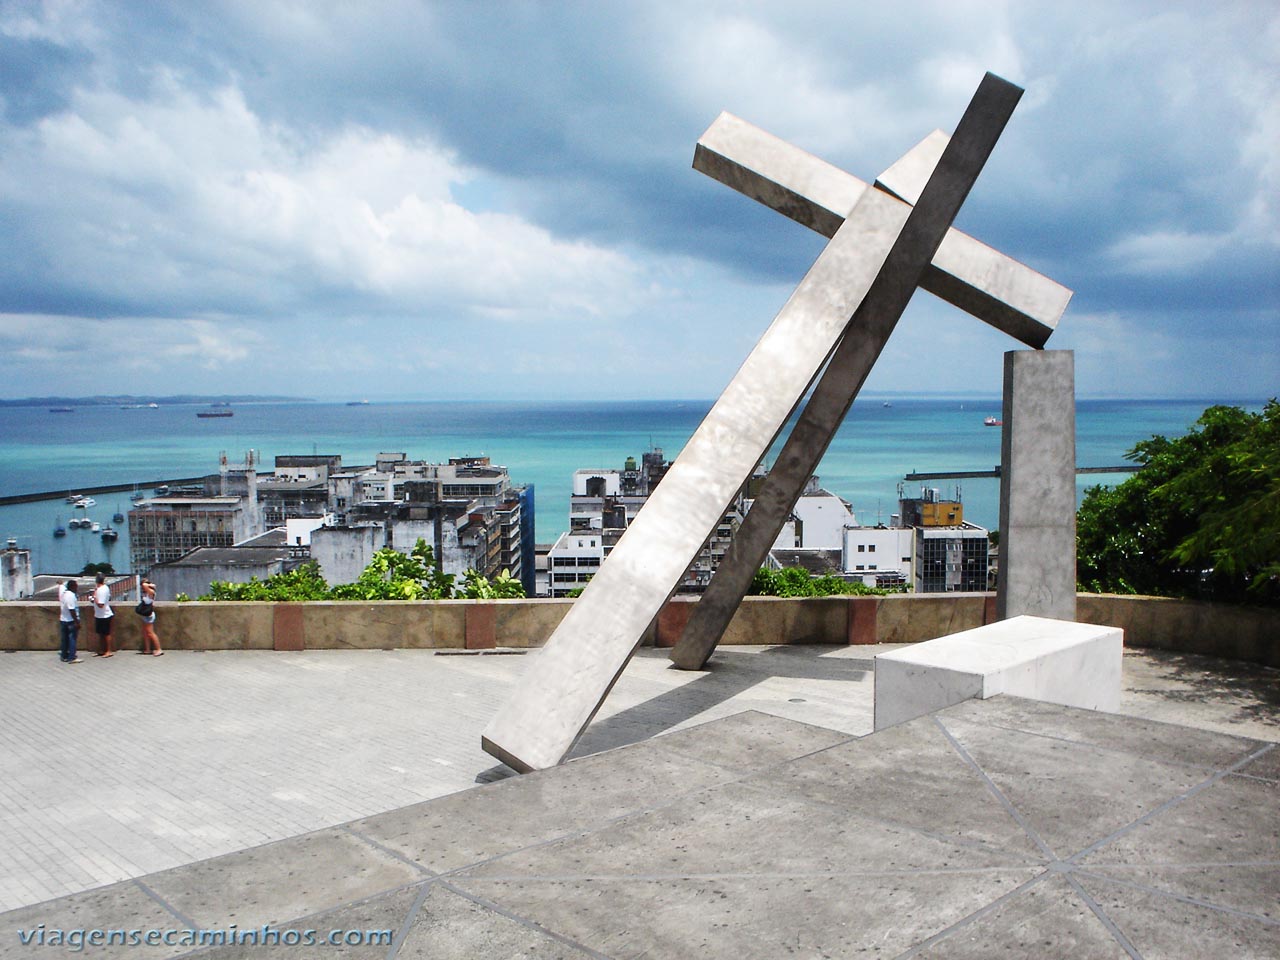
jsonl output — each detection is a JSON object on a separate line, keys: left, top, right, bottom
{"left": 748, "top": 566, "right": 889, "bottom": 597}
{"left": 203, "top": 561, "right": 330, "bottom": 601}
{"left": 327, "top": 540, "right": 455, "bottom": 600}
{"left": 1076, "top": 401, "right": 1279, "bottom": 605}
{"left": 81, "top": 561, "right": 115, "bottom": 576}
{"left": 201, "top": 540, "right": 460, "bottom": 601}
{"left": 458, "top": 568, "right": 526, "bottom": 599}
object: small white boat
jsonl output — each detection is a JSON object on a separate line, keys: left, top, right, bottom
{"left": 90, "top": 521, "right": 101, "bottom": 533}
{"left": 76, "top": 496, "right": 96, "bottom": 507}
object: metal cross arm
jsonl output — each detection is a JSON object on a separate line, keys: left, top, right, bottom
{"left": 694, "top": 113, "right": 1071, "bottom": 348}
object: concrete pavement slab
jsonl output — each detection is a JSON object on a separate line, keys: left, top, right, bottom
{"left": 4, "top": 695, "right": 1279, "bottom": 957}
{"left": 911, "top": 875, "right": 1131, "bottom": 958}
{"left": 454, "top": 870, "right": 1044, "bottom": 960}
{"left": 396, "top": 883, "right": 600, "bottom": 960}
{"left": 140, "top": 827, "right": 423, "bottom": 931}
{"left": 1076, "top": 864, "right": 1280, "bottom": 929}
{"left": 186, "top": 886, "right": 419, "bottom": 960}
{"left": 1075, "top": 872, "right": 1279, "bottom": 959}
{"left": 937, "top": 715, "right": 1212, "bottom": 859}
{"left": 1077, "top": 771, "right": 1279, "bottom": 870}
{"left": 455, "top": 777, "right": 1038, "bottom": 883}
{"left": 1238, "top": 743, "right": 1280, "bottom": 782}
{"left": 939, "top": 694, "right": 1269, "bottom": 771}
{"left": 349, "top": 739, "right": 744, "bottom": 876}
{"left": 0, "top": 880, "right": 185, "bottom": 960}
{"left": 747, "top": 715, "right": 1047, "bottom": 858}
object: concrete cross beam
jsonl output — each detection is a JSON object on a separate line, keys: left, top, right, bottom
{"left": 670, "top": 103, "right": 1075, "bottom": 673}
{"left": 694, "top": 113, "right": 1071, "bottom": 348}
{"left": 483, "top": 73, "right": 1024, "bottom": 773}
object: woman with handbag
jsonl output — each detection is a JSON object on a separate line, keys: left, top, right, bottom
{"left": 136, "top": 579, "right": 163, "bottom": 656}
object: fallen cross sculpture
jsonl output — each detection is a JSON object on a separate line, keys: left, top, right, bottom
{"left": 669, "top": 111, "right": 1073, "bottom": 672}
{"left": 484, "top": 73, "right": 1052, "bottom": 773}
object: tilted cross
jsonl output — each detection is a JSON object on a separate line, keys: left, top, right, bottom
{"left": 670, "top": 113, "right": 1073, "bottom": 671}
{"left": 484, "top": 74, "right": 1058, "bottom": 773}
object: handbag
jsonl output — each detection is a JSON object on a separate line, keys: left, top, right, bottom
{"left": 135, "top": 601, "right": 150, "bottom": 616}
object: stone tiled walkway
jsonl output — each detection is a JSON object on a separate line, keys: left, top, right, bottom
{"left": 1, "top": 700, "right": 1276, "bottom": 958}
{"left": 0, "top": 645, "right": 1277, "bottom": 919}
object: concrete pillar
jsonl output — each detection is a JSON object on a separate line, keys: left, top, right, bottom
{"left": 997, "top": 350, "right": 1076, "bottom": 621}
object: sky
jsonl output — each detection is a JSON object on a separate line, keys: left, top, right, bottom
{"left": 0, "top": 0, "right": 1276, "bottom": 402}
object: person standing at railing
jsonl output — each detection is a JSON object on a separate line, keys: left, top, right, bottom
{"left": 92, "top": 572, "right": 115, "bottom": 658}
{"left": 59, "top": 579, "right": 82, "bottom": 664}
{"left": 138, "top": 578, "right": 163, "bottom": 656}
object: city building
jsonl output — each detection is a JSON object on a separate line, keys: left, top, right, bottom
{"left": 307, "top": 454, "right": 532, "bottom": 591}
{"left": 896, "top": 486, "right": 990, "bottom": 593}
{"left": 257, "top": 455, "right": 339, "bottom": 527}
{"left": 0, "top": 542, "right": 33, "bottom": 600}
{"left": 545, "top": 449, "right": 745, "bottom": 598}
{"left": 842, "top": 524, "right": 915, "bottom": 589}
{"left": 148, "top": 529, "right": 305, "bottom": 600}
{"left": 128, "top": 496, "right": 263, "bottom": 576}
{"left": 763, "top": 475, "right": 856, "bottom": 551}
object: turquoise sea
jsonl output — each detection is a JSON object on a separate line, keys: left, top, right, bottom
{"left": 0, "top": 396, "right": 1262, "bottom": 576}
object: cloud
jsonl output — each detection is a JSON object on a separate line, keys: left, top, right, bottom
{"left": 0, "top": 0, "right": 1275, "bottom": 401}
{"left": 0, "top": 67, "right": 646, "bottom": 326}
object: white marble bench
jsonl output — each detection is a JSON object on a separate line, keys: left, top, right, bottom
{"left": 873, "top": 615, "right": 1122, "bottom": 731}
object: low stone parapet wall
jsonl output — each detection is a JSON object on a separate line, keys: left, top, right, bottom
{"left": 1, "top": 593, "right": 1275, "bottom": 666}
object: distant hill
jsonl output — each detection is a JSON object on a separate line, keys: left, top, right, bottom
{"left": 0, "top": 394, "right": 312, "bottom": 407}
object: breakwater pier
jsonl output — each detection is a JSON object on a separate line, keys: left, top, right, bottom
{"left": 0, "top": 477, "right": 207, "bottom": 507}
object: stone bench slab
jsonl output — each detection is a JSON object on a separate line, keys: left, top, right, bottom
{"left": 873, "top": 615, "right": 1122, "bottom": 730}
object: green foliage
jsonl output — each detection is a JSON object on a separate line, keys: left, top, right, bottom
{"left": 174, "top": 592, "right": 191, "bottom": 602}
{"left": 459, "top": 567, "right": 525, "bottom": 599}
{"left": 1077, "top": 401, "right": 1279, "bottom": 605}
{"left": 327, "top": 540, "right": 454, "bottom": 600}
{"left": 203, "top": 561, "right": 331, "bottom": 601}
{"left": 81, "top": 561, "right": 115, "bottom": 576}
{"left": 748, "top": 566, "right": 890, "bottom": 598}
{"left": 201, "top": 539, "right": 525, "bottom": 601}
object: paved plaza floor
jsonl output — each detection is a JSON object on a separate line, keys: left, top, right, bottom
{"left": 0, "top": 644, "right": 1277, "bottom": 957}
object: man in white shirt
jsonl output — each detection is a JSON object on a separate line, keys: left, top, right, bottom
{"left": 59, "top": 579, "right": 82, "bottom": 664}
{"left": 92, "top": 573, "right": 115, "bottom": 658}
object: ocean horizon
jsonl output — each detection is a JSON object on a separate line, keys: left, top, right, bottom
{"left": 0, "top": 395, "right": 1265, "bottom": 577}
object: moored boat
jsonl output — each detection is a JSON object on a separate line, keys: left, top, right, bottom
{"left": 101, "top": 526, "right": 119, "bottom": 542}
{"left": 983, "top": 416, "right": 1003, "bottom": 427}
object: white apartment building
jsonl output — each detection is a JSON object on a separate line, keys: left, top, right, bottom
{"left": 545, "top": 531, "right": 605, "bottom": 597}
{"left": 843, "top": 526, "right": 914, "bottom": 588}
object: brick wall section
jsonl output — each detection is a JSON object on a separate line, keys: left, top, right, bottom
{"left": 655, "top": 598, "right": 697, "bottom": 648}
{"left": 465, "top": 603, "right": 497, "bottom": 650}
{"left": 847, "top": 597, "right": 879, "bottom": 645}
{"left": 273, "top": 604, "right": 305, "bottom": 651}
